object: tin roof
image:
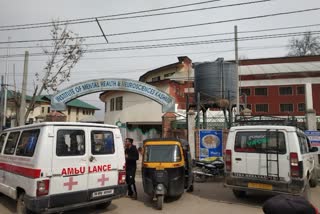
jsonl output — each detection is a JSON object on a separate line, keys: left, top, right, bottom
{"left": 239, "top": 61, "right": 320, "bottom": 75}
{"left": 1, "top": 91, "right": 100, "bottom": 110}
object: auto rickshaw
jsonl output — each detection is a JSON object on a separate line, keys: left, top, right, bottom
{"left": 142, "top": 138, "right": 194, "bottom": 210}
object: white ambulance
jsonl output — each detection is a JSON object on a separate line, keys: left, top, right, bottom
{"left": 0, "top": 122, "right": 127, "bottom": 213}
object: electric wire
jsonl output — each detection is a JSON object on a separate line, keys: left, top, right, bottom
{"left": 0, "top": 0, "right": 223, "bottom": 29}
{"left": 0, "top": 0, "right": 270, "bottom": 31}
{"left": 1, "top": 22, "right": 320, "bottom": 50}
{"left": 0, "top": 7, "right": 319, "bottom": 46}
{"left": 0, "top": 30, "right": 318, "bottom": 58}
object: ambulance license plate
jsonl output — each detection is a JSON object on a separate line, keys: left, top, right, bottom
{"left": 92, "top": 189, "right": 114, "bottom": 198}
{"left": 248, "top": 182, "right": 272, "bottom": 190}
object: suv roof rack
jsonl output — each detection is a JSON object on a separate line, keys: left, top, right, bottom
{"left": 234, "top": 115, "right": 299, "bottom": 127}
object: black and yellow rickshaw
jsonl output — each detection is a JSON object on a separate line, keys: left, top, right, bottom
{"left": 142, "top": 138, "right": 193, "bottom": 210}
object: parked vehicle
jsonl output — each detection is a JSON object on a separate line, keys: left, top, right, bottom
{"left": 142, "top": 138, "right": 193, "bottom": 210}
{"left": 224, "top": 116, "right": 318, "bottom": 200}
{"left": 0, "top": 122, "right": 127, "bottom": 214}
{"left": 193, "top": 158, "right": 225, "bottom": 182}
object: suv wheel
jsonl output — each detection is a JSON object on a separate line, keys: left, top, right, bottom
{"left": 232, "top": 189, "right": 246, "bottom": 198}
{"left": 309, "top": 172, "right": 318, "bottom": 188}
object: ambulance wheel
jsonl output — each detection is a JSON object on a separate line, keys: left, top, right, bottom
{"left": 232, "top": 189, "right": 246, "bottom": 198}
{"left": 302, "top": 183, "right": 311, "bottom": 201}
{"left": 156, "top": 195, "right": 164, "bottom": 210}
{"left": 96, "top": 200, "right": 112, "bottom": 209}
{"left": 17, "top": 192, "right": 33, "bottom": 214}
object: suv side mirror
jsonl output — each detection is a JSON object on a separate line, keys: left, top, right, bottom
{"left": 310, "top": 147, "right": 319, "bottom": 152}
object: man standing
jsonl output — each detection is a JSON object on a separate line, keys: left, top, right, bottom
{"left": 125, "top": 138, "right": 139, "bottom": 199}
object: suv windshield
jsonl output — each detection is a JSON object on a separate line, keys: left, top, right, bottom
{"left": 144, "top": 145, "right": 181, "bottom": 162}
{"left": 235, "top": 131, "right": 286, "bottom": 154}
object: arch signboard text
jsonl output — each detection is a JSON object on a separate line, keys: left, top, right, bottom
{"left": 51, "top": 78, "right": 175, "bottom": 113}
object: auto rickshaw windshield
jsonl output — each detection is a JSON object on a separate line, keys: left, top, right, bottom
{"left": 144, "top": 145, "right": 181, "bottom": 162}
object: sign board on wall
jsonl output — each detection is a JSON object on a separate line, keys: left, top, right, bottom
{"left": 199, "top": 130, "right": 223, "bottom": 160}
{"left": 51, "top": 78, "right": 175, "bottom": 113}
{"left": 305, "top": 130, "right": 320, "bottom": 147}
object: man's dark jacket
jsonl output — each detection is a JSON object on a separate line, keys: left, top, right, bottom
{"left": 125, "top": 145, "right": 139, "bottom": 170}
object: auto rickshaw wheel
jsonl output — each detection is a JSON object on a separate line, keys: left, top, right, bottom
{"left": 187, "top": 184, "right": 194, "bottom": 192}
{"left": 156, "top": 195, "right": 164, "bottom": 210}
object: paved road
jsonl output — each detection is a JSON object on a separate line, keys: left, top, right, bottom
{"left": 1, "top": 178, "right": 319, "bottom": 214}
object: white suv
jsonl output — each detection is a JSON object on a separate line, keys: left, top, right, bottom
{"left": 224, "top": 125, "right": 318, "bottom": 199}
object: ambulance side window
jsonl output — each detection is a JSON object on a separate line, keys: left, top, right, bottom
{"left": 91, "top": 131, "right": 115, "bottom": 155}
{"left": 56, "top": 130, "right": 85, "bottom": 156}
{"left": 4, "top": 132, "right": 20, "bottom": 155}
{"left": 16, "top": 129, "right": 40, "bottom": 157}
{"left": 0, "top": 133, "right": 7, "bottom": 154}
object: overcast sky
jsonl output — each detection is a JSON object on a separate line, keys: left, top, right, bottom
{"left": 1, "top": 0, "right": 320, "bottom": 118}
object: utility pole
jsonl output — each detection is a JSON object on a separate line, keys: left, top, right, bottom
{"left": 234, "top": 25, "right": 240, "bottom": 114}
{"left": 0, "top": 76, "right": 4, "bottom": 131}
{"left": 3, "top": 37, "right": 11, "bottom": 128}
{"left": 19, "top": 51, "right": 29, "bottom": 126}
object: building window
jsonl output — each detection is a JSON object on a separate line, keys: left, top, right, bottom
{"left": 105, "top": 102, "right": 107, "bottom": 113}
{"left": 164, "top": 72, "right": 174, "bottom": 78}
{"left": 83, "top": 110, "right": 85, "bottom": 115}
{"left": 76, "top": 108, "right": 79, "bottom": 115}
{"left": 280, "top": 104, "right": 294, "bottom": 112}
{"left": 240, "top": 88, "right": 251, "bottom": 96}
{"left": 110, "top": 98, "right": 115, "bottom": 111}
{"left": 297, "top": 86, "right": 305, "bottom": 95}
{"left": 47, "top": 107, "right": 51, "bottom": 113}
{"left": 255, "top": 88, "right": 267, "bottom": 96}
{"left": 41, "top": 107, "right": 45, "bottom": 114}
{"left": 152, "top": 76, "right": 161, "bottom": 82}
{"left": 116, "top": 97, "right": 123, "bottom": 111}
{"left": 279, "top": 87, "right": 292, "bottom": 95}
{"left": 298, "top": 103, "right": 305, "bottom": 112}
{"left": 255, "top": 104, "right": 268, "bottom": 112}
{"left": 68, "top": 107, "right": 71, "bottom": 115}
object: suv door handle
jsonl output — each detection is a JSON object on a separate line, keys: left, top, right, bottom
{"left": 235, "top": 158, "right": 242, "bottom": 161}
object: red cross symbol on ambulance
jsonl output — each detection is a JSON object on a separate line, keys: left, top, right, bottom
{"left": 64, "top": 177, "right": 78, "bottom": 190}
{"left": 98, "top": 174, "right": 109, "bottom": 186}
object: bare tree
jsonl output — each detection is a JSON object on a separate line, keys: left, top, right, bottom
{"left": 287, "top": 32, "right": 320, "bottom": 56}
{"left": 13, "top": 21, "right": 84, "bottom": 125}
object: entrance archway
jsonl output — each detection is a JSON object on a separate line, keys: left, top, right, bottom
{"left": 51, "top": 78, "right": 175, "bottom": 113}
